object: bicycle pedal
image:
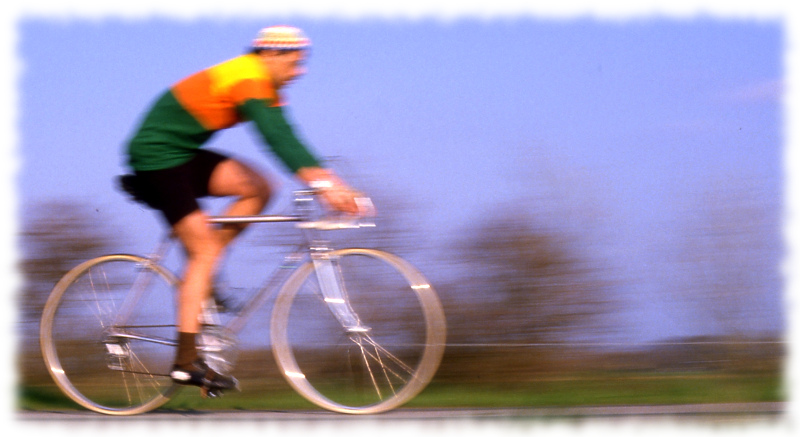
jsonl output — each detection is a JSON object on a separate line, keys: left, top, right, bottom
{"left": 201, "top": 386, "right": 224, "bottom": 399}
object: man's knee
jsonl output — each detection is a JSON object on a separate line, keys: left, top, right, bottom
{"left": 210, "top": 160, "right": 271, "bottom": 202}
{"left": 174, "top": 212, "right": 225, "bottom": 259}
{"left": 244, "top": 172, "right": 271, "bottom": 201}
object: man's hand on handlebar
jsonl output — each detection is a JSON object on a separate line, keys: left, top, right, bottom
{"left": 296, "top": 167, "right": 377, "bottom": 217}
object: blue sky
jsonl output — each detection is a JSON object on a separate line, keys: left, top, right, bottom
{"left": 5, "top": 2, "right": 793, "bottom": 352}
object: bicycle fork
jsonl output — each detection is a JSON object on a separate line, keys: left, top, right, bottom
{"left": 310, "top": 251, "right": 370, "bottom": 335}
{"left": 310, "top": 250, "right": 409, "bottom": 401}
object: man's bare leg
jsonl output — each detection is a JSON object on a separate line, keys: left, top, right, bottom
{"left": 169, "top": 159, "right": 269, "bottom": 388}
{"left": 174, "top": 158, "right": 270, "bottom": 334}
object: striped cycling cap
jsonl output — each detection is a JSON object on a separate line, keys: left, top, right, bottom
{"left": 253, "top": 25, "right": 311, "bottom": 50}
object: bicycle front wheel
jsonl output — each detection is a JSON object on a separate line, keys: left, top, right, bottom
{"left": 39, "top": 254, "right": 180, "bottom": 415}
{"left": 271, "top": 248, "right": 446, "bottom": 414}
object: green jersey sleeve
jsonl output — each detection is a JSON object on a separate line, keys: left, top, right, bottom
{"left": 238, "top": 98, "right": 322, "bottom": 173}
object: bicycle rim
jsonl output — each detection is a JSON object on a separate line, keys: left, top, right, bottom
{"left": 39, "top": 255, "right": 180, "bottom": 415}
{"left": 271, "top": 248, "right": 446, "bottom": 414}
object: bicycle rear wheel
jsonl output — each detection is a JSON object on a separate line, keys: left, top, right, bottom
{"left": 271, "top": 248, "right": 446, "bottom": 414}
{"left": 39, "top": 254, "right": 180, "bottom": 415}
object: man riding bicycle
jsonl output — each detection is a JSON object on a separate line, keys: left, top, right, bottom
{"left": 123, "top": 26, "right": 369, "bottom": 393}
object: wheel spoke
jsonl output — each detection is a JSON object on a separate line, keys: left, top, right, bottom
{"left": 355, "top": 334, "right": 417, "bottom": 376}
{"left": 86, "top": 268, "right": 113, "bottom": 329}
{"left": 352, "top": 335, "right": 385, "bottom": 400}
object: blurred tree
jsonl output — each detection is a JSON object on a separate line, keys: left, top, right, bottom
{"left": 17, "top": 199, "right": 121, "bottom": 380}
{"left": 445, "top": 207, "right": 616, "bottom": 346}
{"left": 674, "top": 176, "right": 783, "bottom": 338}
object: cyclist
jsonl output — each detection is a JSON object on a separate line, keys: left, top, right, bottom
{"left": 123, "top": 25, "right": 369, "bottom": 392}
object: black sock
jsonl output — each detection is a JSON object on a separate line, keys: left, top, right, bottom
{"left": 175, "top": 332, "right": 198, "bottom": 367}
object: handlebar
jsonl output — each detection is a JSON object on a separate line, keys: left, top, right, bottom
{"left": 295, "top": 218, "right": 375, "bottom": 230}
{"left": 207, "top": 190, "right": 375, "bottom": 230}
{"left": 207, "top": 214, "right": 374, "bottom": 229}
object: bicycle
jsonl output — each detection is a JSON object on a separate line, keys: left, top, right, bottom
{"left": 39, "top": 189, "right": 446, "bottom": 416}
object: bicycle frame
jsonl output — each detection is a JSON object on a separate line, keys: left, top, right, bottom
{"left": 114, "top": 190, "right": 372, "bottom": 346}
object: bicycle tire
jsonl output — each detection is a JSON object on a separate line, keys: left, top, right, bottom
{"left": 39, "top": 254, "right": 180, "bottom": 415}
{"left": 271, "top": 248, "right": 446, "bottom": 414}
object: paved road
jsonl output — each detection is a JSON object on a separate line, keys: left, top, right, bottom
{"left": 15, "top": 402, "right": 787, "bottom": 422}
{"left": 14, "top": 404, "right": 791, "bottom": 437}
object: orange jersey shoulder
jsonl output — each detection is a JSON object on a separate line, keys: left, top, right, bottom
{"left": 171, "top": 54, "right": 281, "bottom": 130}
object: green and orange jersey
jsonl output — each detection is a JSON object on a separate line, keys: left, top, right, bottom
{"left": 127, "top": 53, "right": 321, "bottom": 172}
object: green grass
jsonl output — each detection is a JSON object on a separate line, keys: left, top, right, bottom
{"left": 18, "top": 370, "right": 784, "bottom": 414}
{"left": 410, "top": 372, "right": 784, "bottom": 408}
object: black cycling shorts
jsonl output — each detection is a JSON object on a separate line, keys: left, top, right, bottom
{"left": 133, "top": 149, "right": 228, "bottom": 227}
